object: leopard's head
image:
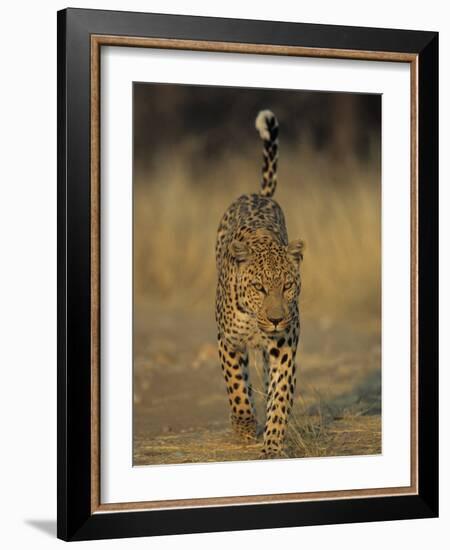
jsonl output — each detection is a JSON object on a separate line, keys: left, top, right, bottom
{"left": 229, "top": 231, "right": 304, "bottom": 333}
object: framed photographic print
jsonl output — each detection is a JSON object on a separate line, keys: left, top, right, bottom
{"left": 57, "top": 8, "right": 438, "bottom": 541}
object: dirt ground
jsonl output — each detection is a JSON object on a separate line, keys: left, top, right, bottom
{"left": 133, "top": 305, "right": 381, "bottom": 465}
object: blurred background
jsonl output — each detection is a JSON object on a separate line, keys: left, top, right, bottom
{"left": 133, "top": 83, "right": 382, "bottom": 465}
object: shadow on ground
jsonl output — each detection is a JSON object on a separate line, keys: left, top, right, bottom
{"left": 25, "top": 519, "right": 56, "bottom": 538}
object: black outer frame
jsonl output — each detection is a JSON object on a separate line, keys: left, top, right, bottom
{"left": 57, "top": 8, "right": 438, "bottom": 542}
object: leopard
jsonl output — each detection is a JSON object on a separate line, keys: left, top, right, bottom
{"left": 215, "top": 110, "right": 304, "bottom": 458}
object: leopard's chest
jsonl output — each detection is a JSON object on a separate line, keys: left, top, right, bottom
{"left": 246, "top": 327, "right": 273, "bottom": 349}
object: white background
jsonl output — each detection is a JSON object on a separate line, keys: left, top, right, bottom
{"left": 0, "top": 1, "right": 447, "bottom": 549}
{"left": 102, "top": 48, "right": 411, "bottom": 503}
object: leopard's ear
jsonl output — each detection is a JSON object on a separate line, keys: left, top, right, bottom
{"left": 229, "top": 240, "right": 250, "bottom": 263}
{"left": 287, "top": 239, "right": 305, "bottom": 263}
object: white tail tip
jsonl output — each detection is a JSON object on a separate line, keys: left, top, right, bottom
{"left": 255, "top": 109, "right": 276, "bottom": 141}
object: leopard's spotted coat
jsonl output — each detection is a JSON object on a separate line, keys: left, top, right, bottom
{"left": 215, "top": 110, "right": 304, "bottom": 458}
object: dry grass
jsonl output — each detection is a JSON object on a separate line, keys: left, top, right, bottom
{"left": 134, "top": 416, "right": 381, "bottom": 465}
{"left": 133, "top": 308, "right": 381, "bottom": 465}
{"left": 134, "top": 140, "right": 381, "bottom": 323}
{"left": 133, "top": 138, "right": 382, "bottom": 465}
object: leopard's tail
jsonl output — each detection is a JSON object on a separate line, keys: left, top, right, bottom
{"left": 255, "top": 110, "right": 279, "bottom": 197}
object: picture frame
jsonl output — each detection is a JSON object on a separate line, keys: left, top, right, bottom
{"left": 57, "top": 7, "right": 438, "bottom": 541}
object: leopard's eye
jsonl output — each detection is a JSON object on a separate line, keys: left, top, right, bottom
{"left": 284, "top": 280, "right": 293, "bottom": 291}
{"left": 252, "top": 281, "right": 266, "bottom": 293}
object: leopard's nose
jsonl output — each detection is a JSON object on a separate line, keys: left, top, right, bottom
{"left": 268, "top": 316, "right": 283, "bottom": 326}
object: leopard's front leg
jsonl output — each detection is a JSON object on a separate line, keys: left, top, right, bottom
{"left": 261, "top": 322, "right": 299, "bottom": 458}
{"left": 218, "top": 336, "right": 257, "bottom": 440}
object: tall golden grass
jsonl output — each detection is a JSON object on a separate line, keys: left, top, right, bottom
{"left": 134, "top": 139, "right": 380, "bottom": 324}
